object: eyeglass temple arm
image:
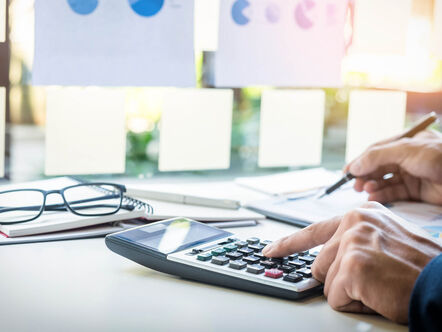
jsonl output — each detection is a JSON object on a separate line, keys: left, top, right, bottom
{"left": 0, "top": 194, "right": 129, "bottom": 214}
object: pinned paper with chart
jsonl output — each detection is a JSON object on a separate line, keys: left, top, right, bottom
{"left": 159, "top": 89, "right": 233, "bottom": 172}
{"left": 215, "top": 0, "right": 348, "bottom": 87}
{"left": 45, "top": 88, "right": 126, "bottom": 175}
{"left": 258, "top": 89, "right": 325, "bottom": 168}
{"left": 0, "top": 0, "right": 5, "bottom": 43}
{"left": 350, "top": 0, "right": 412, "bottom": 55}
{"left": 346, "top": 90, "right": 407, "bottom": 162}
{"left": 33, "top": 0, "right": 195, "bottom": 86}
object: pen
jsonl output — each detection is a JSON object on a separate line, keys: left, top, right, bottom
{"left": 126, "top": 187, "right": 241, "bottom": 210}
{"left": 318, "top": 112, "right": 439, "bottom": 199}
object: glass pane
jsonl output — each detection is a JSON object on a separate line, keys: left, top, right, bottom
{"left": 63, "top": 184, "right": 122, "bottom": 216}
{"left": 0, "top": 190, "right": 44, "bottom": 223}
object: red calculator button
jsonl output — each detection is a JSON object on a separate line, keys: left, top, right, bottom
{"left": 265, "top": 269, "right": 283, "bottom": 279}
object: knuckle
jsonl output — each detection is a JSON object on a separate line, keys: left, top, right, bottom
{"left": 342, "top": 251, "right": 369, "bottom": 276}
{"left": 361, "top": 201, "right": 382, "bottom": 210}
{"left": 344, "top": 208, "right": 365, "bottom": 224}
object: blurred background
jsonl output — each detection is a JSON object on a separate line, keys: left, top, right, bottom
{"left": 5, "top": 0, "right": 442, "bottom": 181}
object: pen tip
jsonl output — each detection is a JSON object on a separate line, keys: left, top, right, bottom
{"left": 317, "top": 192, "right": 326, "bottom": 199}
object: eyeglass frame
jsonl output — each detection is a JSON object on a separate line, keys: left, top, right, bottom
{"left": 0, "top": 182, "right": 128, "bottom": 225}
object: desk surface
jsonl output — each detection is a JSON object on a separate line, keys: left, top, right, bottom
{"left": 0, "top": 219, "right": 407, "bottom": 332}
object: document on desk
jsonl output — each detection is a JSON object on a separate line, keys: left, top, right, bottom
{"left": 246, "top": 187, "right": 442, "bottom": 234}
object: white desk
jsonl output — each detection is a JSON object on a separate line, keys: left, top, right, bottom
{"left": 0, "top": 219, "right": 407, "bottom": 332}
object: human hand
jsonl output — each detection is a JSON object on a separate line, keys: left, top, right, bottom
{"left": 262, "top": 202, "right": 442, "bottom": 323}
{"left": 344, "top": 131, "right": 442, "bottom": 205}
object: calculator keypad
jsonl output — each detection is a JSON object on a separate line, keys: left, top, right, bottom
{"left": 177, "top": 237, "right": 320, "bottom": 292}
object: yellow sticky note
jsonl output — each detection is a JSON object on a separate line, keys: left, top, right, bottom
{"left": 159, "top": 88, "right": 233, "bottom": 171}
{"left": 45, "top": 88, "right": 126, "bottom": 175}
{"left": 351, "top": 0, "right": 412, "bottom": 55}
{"left": 346, "top": 90, "right": 407, "bottom": 162}
{"left": 258, "top": 89, "right": 325, "bottom": 168}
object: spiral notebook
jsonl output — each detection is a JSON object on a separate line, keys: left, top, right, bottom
{"left": 0, "top": 177, "right": 152, "bottom": 238}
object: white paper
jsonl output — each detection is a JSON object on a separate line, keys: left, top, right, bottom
{"left": 0, "top": 0, "right": 6, "bottom": 43}
{"left": 346, "top": 90, "right": 407, "bottom": 162}
{"left": 0, "top": 87, "right": 5, "bottom": 177}
{"left": 45, "top": 88, "right": 126, "bottom": 175}
{"left": 33, "top": 0, "right": 195, "bottom": 86}
{"left": 215, "top": 0, "right": 348, "bottom": 87}
{"left": 159, "top": 88, "right": 233, "bottom": 171}
{"left": 350, "top": 0, "right": 412, "bottom": 55}
{"left": 258, "top": 89, "right": 325, "bottom": 168}
{"left": 194, "top": 0, "right": 220, "bottom": 51}
{"left": 236, "top": 168, "right": 341, "bottom": 196}
{"left": 433, "top": 0, "right": 442, "bottom": 59}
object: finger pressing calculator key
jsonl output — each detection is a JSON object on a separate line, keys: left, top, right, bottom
{"left": 106, "top": 218, "right": 323, "bottom": 302}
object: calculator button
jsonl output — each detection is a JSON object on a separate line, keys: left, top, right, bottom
{"left": 211, "top": 256, "right": 230, "bottom": 266}
{"left": 212, "top": 248, "right": 226, "bottom": 256}
{"left": 248, "top": 244, "right": 265, "bottom": 252}
{"left": 297, "top": 268, "right": 312, "bottom": 278}
{"left": 271, "top": 257, "right": 289, "bottom": 265}
{"left": 238, "top": 248, "right": 254, "bottom": 256}
{"left": 247, "top": 237, "right": 260, "bottom": 245}
{"left": 288, "top": 253, "right": 299, "bottom": 260}
{"left": 224, "top": 244, "right": 238, "bottom": 252}
{"left": 243, "top": 256, "right": 261, "bottom": 265}
{"left": 254, "top": 252, "right": 265, "bottom": 260}
{"left": 247, "top": 264, "right": 265, "bottom": 274}
{"left": 229, "top": 260, "right": 247, "bottom": 270}
{"left": 197, "top": 252, "right": 212, "bottom": 261}
{"left": 235, "top": 241, "right": 248, "bottom": 248}
{"left": 265, "top": 268, "right": 283, "bottom": 279}
{"left": 260, "top": 240, "right": 272, "bottom": 246}
{"left": 298, "top": 250, "right": 309, "bottom": 256}
{"left": 288, "top": 259, "right": 306, "bottom": 269}
{"left": 228, "top": 237, "right": 240, "bottom": 243}
{"left": 260, "top": 260, "right": 277, "bottom": 269}
{"left": 283, "top": 273, "right": 303, "bottom": 283}
{"left": 299, "top": 255, "right": 315, "bottom": 265}
{"left": 226, "top": 252, "right": 243, "bottom": 260}
{"left": 280, "top": 265, "right": 296, "bottom": 274}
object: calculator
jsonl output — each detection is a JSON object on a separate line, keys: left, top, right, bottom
{"left": 105, "top": 217, "right": 323, "bottom": 300}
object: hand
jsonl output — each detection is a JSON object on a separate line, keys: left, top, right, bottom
{"left": 345, "top": 131, "right": 442, "bottom": 205}
{"left": 262, "top": 202, "right": 442, "bottom": 323}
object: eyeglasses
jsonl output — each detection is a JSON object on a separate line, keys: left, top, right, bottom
{"left": 0, "top": 183, "right": 133, "bottom": 225}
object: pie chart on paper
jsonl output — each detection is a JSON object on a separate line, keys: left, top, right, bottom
{"left": 67, "top": 0, "right": 99, "bottom": 15}
{"left": 232, "top": 0, "right": 251, "bottom": 26}
{"left": 128, "top": 0, "right": 165, "bottom": 17}
{"left": 295, "top": 0, "right": 315, "bottom": 29}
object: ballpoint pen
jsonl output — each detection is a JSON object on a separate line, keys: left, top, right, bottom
{"left": 318, "top": 112, "right": 439, "bottom": 199}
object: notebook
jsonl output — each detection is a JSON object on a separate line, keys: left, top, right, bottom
{"left": 0, "top": 177, "right": 151, "bottom": 238}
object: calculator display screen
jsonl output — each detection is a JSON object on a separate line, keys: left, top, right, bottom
{"left": 120, "top": 219, "right": 232, "bottom": 254}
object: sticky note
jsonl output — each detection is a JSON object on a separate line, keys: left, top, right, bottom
{"left": 194, "top": 0, "right": 220, "bottom": 52}
{"left": 215, "top": 0, "right": 348, "bottom": 87}
{"left": 346, "top": 90, "right": 407, "bottom": 162}
{"left": 351, "top": 0, "right": 412, "bottom": 55}
{"left": 0, "top": 0, "right": 5, "bottom": 43}
{"left": 33, "top": 0, "right": 195, "bottom": 86}
{"left": 258, "top": 89, "right": 325, "bottom": 168}
{"left": 433, "top": 0, "right": 442, "bottom": 59}
{"left": 45, "top": 88, "right": 126, "bottom": 175}
{"left": 0, "top": 87, "right": 5, "bottom": 177}
{"left": 159, "top": 89, "right": 233, "bottom": 171}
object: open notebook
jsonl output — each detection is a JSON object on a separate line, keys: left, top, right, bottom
{"left": 0, "top": 177, "right": 151, "bottom": 237}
